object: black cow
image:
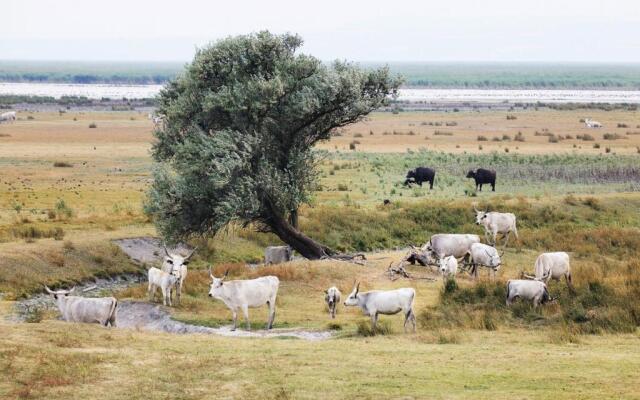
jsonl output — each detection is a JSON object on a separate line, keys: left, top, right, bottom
{"left": 404, "top": 167, "right": 436, "bottom": 189}
{"left": 466, "top": 168, "right": 496, "bottom": 191}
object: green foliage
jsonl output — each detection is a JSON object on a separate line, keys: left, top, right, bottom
{"left": 146, "top": 31, "right": 401, "bottom": 243}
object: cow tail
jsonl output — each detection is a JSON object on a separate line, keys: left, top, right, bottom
{"left": 513, "top": 224, "right": 519, "bottom": 240}
{"left": 505, "top": 280, "right": 511, "bottom": 304}
{"left": 108, "top": 298, "right": 118, "bottom": 327}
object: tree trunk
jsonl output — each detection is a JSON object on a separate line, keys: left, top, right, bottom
{"left": 266, "top": 213, "right": 332, "bottom": 260}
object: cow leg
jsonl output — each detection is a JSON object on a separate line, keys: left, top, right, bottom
{"left": 491, "top": 182, "right": 495, "bottom": 192}
{"left": 267, "top": 300, "right": 276, "bottom": 329}
{"left": 429, "top": 180, "right": 433, "bottom": 190}
{"left": 404, "top": 309, "right": 416, "bottom": 333}
{"left": 503, "top": 232, "right": 510, "bottom": 248}
{"left": 370, "top": 313, "right": 378, "bottom": 331}
{"left": 231, "top": 309, "right": 238, "bottom": 331}
{"left": 566, "top": 273, "right": 575, "bottom": 293}
{"left": 241, "top": 305, "right": 250, "bottom": 330}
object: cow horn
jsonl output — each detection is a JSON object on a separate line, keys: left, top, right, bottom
{"left": 222, "top": 269, "right": 229, "bottom": 281}
{"left": 473, "top": 205, "right": 479, "bottom": 212}
{"left": 209, "top": 266, "right": 214, "bottom": 280}
{"left": 185, "top": 246, "right": 198, "bottom": 261}
{"left": 163, "top": 244, "right": 170, "bottom": 257}
{"left": 44, "top": 285, "right": 55, "bottom": 294}
{"left": 355, "top": 282, "right": 360, "bottom": 294}
{"left": 69, "top": 286, "right": 76, "bottom": 293}
{"left": 522, "top": 273, "right": 537, "bottom": 280}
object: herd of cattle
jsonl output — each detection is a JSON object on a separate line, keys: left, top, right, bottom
{"left": 42, "top": 206, "right": 572, "bottom": 333}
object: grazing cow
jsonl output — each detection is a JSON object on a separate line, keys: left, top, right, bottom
{"left": 208, "top": 268, "right": 279, "bottom": 330}
{"left": 148, "top": 267, "right": 180, "bottom": 306}
{"left": 404, "top": 167, "right": 436, "bottom": 189}
{"left": 438, "top": 256, "right": 458, "bottom": 281}
{"left": 0, "top": 111, "right": 16, "bottom": 123}
{"left": 466, "top": 168, "right": 496, "bottom": 191}
{"left": 161, "top": 246, "right": 196, "bottom": 305}
{"left": 264, "top": 246, "right": 292, "bottom": 264}
{"left": 324, "top": 286, "right": 342, "bottom": 319}
{"left": 506, "top": 280, "right": 552, "bottom": 307}
{"left": 474, "top": 208, "right": 519, "bottom": 247}
{"left": 422, "top": 234, "right": 481, "bottom": 264}
{"left": 469, "top": 243, "right": 502, "bottom": 280}
{"left": 343, "top": 282, "right": 416, "bottom": 333}
{"left": 584, "top": 118, "right": 602, "bottom": 128}
{"left": 45, "top": 286, "right": 117, "bottom": 327}
{"left": 525, "top": 252, "right": 573, "bottom": 289}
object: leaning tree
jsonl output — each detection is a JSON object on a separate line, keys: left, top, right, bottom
{"left": 145, "top": 31, "right": 401, "bottom": 259}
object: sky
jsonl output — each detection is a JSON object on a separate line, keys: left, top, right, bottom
{"left": 2, "top": 0, "right": 639, "bottom": 62}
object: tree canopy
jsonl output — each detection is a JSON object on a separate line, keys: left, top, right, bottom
{"left": 145, "top": 31, "right": 402, "bottom": 259}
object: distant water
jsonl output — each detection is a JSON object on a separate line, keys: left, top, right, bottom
{"left": 1, "top": 82, "right": 640, "bottom": 104}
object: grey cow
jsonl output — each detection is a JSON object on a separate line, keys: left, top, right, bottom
{"left": 45, "top": 286, "right": 117, "bottom": 327}
{"left": 423, "top": 233, "right": 481, "bottom": 264}
{"left": 264, "top": 246, "right": 292, "bottom": 264}
{"left": 344, "top": 282, "right": 416, "bottom": 333}
{"left": 506, "top": 280, "right": 552, "bottom": 307}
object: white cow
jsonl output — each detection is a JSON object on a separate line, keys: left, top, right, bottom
{"left": 324, "top": 286, "right": 341, "bottom": 319}
{"left": 474, "top": 208, "right": 518, "bottom": 247}
{"left": 45, "top": 286, "right": 117, "bottom": 326}
{"left": 148, "top": 267, "right": 180, "bottom": 306}
{"left": 469, "top": 243, "right": 503, "bottom": 280}
{"left": 506, "top": 280, "right": 552, "bottom": 307}
{"left": 422, "top": 234, "right": 481, "bottom": 264}
{"left": 208, "top": 268, "right": 279, "bottom": 331}
{"left": 161, "top": 246, "right": 196, "bottom": 305}
{"left": 438, "top": 256, "right": 458, "bottom": 281}
{"left": 584, "top": 118, "right": 602, "bottom": 128}
{"left": 343, "top": 282, "right": 416, "bottom": 333}
{"left": 0, "top": 111, "right": 16, "bottom": 123}
{"left": 525, "top": 252, "right": 573, "bottom": 289}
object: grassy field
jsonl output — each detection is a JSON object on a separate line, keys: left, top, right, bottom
{"left": 3, "top": 61, "right": 640, "bottom": 88}
{"left": 1, "top": 109, "right": 640, "bottom": 398}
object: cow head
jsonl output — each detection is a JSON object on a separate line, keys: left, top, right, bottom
{"left": 343, "top": 282, "right": 360, "bottom": 306}
{"left": 473, "top": 207, "right": 488, "bottom": 225}
{"left": 438, "top": 257, "right": 451, "bottom": 275}
{"left": 406, "top": 170, "right": 416, "bottom": 179}
{"left": 208, "top": 268, "right": 229, "bottom": 297}
{"left": 162, "top": 245, "right": 196, "bottom": 274}
{"left": 485, "top": 249, "right": 503, "bottom": 269}
{"left": 45, "top": 285, "right": 75, "bottom": 300}
{"left": 466, "top": 170, "right": 476, "bottom": 179}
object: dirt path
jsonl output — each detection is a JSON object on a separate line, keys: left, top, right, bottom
{"left": 116, "top": 301, "right": 332, "bottom": 340}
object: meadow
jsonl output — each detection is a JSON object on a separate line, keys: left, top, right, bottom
{"left": 1, "top": 109, "right": 640, "bottom": 398}
{"left": 3, "top": 61, "right": 640, "bottom": 88}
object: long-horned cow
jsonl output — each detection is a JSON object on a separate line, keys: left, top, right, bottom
{"left": 343, "top": 282, "right": 416, "bottom": 333}
{"left": 161, "top": 245, "right": 196, "bottom": 305}
{"left": 45, "top": 286, "right": 117, "bottom": 327}
{"left": 506, "top": 280, "right": 553, "bottom": 307}
{"left": 474, "top": 208, "right": 518, "bottom": 247}
{"left": 208, "top": 268, "right": 280, "bottom": 331}
{"left": 423, "top": 233, "right": 481, "bottom": 265}
{"left": 148, "top": 267, "right": 180, "bottom": 306}
{"left": 324, "top": 286, "right": 341, "bottom": 319}
{"left": 469, "top": 242, "right": 503, "bottom": 280}
{"left": 524, "top": 252, "right": 573, "bottom": 289}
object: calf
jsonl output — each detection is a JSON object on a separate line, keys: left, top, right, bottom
{"left": 208, "top": 268, "right": 280, "bottom": 330}
{"left": 506, "top": 280, "right": 552, "bottom": 307}
{"left": 466, "top": 168, "right": 496, "bottom": 191}
{"left": 148, "top": 267, "right": 180, "bottom": 306}
{"left": 438, "top": 256, "right": 458, "bottom": 281}
{"left": 45, "top": 286, "right": 117, "bottom": 327}
{"left": 343, "top": 282, "right": 416, "bottom": 333}
{"left": 265, "top": 246, "right": 292, "bottom": 264}
{"left": 324, "top": 286, "right": 342, "bottom": 319}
